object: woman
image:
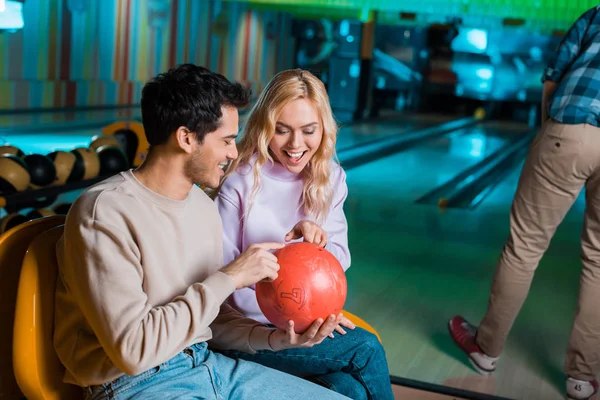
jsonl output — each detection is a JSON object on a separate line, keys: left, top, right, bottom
{"left": 214, "top": 69, "right": 393, "bottom": 400}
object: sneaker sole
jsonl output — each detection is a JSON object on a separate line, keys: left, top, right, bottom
{"left": 447, "top": 320, "right": 496, "bottom": 376}
{"left": 565, "top": 389, "right": 598, "bottom": 400}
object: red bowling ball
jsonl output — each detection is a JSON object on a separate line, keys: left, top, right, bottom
{"left": 256, "top": 242, "right": 347, "bottom": 333}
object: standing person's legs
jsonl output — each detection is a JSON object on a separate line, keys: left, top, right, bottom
{"left": 216, "top": 327, "right": 393, "bottom": 400}
{"left": 449, "top": 121, "right": 587, "bottom": 373}
{"left": 564, "top": 126, "right": 600, "bottom": 400}
{"left": 85, "top": 342, "right": 350, "bottom": 400}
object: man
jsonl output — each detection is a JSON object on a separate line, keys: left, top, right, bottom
{"left": 54, "top": 64, "right": 350, "bottom": 399}
{"left": 449, "top": 6, "right": 600, "bottom": 400}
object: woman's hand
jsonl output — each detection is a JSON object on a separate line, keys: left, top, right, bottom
{"left": 268, "top": 314, "right": 342, "bottom": 351}
{"left": 332, "top": 314, "right": 356, "bottom": 336}
{"left": 285, "top": 220, "right": 327, "bottom": 247}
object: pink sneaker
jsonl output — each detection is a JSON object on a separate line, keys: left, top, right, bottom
{"left": 567, "top": 377, "right": 598, "bottom": 400}
{"left": 448, "top": 315, "right": 498, "bottom": 375}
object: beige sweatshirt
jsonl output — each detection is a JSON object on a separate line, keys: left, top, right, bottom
{"left": 54, "top": 170, "right": 275, "bottom": 387}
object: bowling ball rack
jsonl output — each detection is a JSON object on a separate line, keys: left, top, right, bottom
{"left": 0, "top": 175, "right": 108, "bottom": 213}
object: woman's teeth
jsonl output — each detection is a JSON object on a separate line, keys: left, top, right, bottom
{"left": 285, "top": 151, "right": 304, "bottom": 159}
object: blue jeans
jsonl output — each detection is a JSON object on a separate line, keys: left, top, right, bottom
{"left": 216, "top": 327, "right": 393, "bottom": 400}
{"left": 85, "top": 342, "right": 349, "bottom": 400}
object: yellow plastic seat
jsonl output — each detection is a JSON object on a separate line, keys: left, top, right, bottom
{"left": 342, "top": 310, "right": 382, "bottom": 343}
{"left": 0, "top": 216, "right": 65, "bottom": 399}
{"left": 13, "top": 224, "right": 82, "bottom": 400}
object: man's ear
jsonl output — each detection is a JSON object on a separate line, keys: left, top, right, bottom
{"left": 174, "top": 126, "right": 196, "bottom": 154}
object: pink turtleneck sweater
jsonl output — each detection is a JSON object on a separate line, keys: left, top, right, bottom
{"left": 215, "top": 156, "right": 351, "bottom": 324}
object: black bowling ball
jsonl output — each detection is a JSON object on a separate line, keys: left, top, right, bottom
{"left": 24, "top": 154, "right": 57, "bottom": 188}
{"left": 96, "top": 146, "right": 129, "bottom": 176}
{"left": 53, "top": 203, "right": 72, "bottom": 215}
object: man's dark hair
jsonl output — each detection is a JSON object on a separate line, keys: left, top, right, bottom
{"left": 141, "top": 64, "right": 251, "bottom": 146}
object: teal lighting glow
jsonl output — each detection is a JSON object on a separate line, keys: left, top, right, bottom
{"left": 470, "top": 137, "right": 484, "bottom": 157}
{"left": 0, "top": 0, "right": 24, "bottom": 30}
{"left": 467, "top": 29, "right": 487, "bottom": 51}
{"left": 475, "top": 67, "right": 493, "bottom": 80}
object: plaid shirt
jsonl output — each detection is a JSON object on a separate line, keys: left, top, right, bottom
{"left": 543, "top": 5, "right": 600, "bottom": 126}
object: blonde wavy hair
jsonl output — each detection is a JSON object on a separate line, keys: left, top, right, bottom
{"left": 218, "top": 69, "right": 338, "bottom": 224}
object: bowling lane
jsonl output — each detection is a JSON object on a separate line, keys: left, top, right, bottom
{"left": 0, "top": 107, "right": 142, "bottom": 154}
{"left": 341, "top": 119, "right": 577, "bottom": 400}
{"left": 0, "top": 107, "right": 141, "bottom": 132}
{"left": 337, "top": 112, "right": 459, "bottom": 152}
{"left": 1, "top": 127, "right": 109, "bottom": 154}
{"left": 344, "top": 121, "right": 530, "bottom": 209}
{"left": 474, "top": 160, "right": 522, "bottom": 213}
{"left": 2, "top": 110, "right": 458, "bottom": 157}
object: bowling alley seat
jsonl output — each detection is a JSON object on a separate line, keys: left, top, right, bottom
{"left": 0, "top": 215, "right": 66, "bottom": 399}
{"left": 341, "top": 311, "right": 382, "bottom": 343}
{"left": 11, "top": 220, "right": 82, "bottom": 400}
{"left": 8, "top": 218, "right": 381, "bottom": 400}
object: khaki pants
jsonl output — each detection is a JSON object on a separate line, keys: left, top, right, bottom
{"left": 476, "top": 120, "right": 600, "bottom": 381}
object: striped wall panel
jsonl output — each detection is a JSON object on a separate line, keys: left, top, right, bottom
{"left": 0, "top": 0, "right": 296, "bottom": 110}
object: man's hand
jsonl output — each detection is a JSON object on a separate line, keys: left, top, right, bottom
{"left": 221, "top": 243, "right": 285, "bottom": 289}
{"left": 268, "top": 313, "right": 343, "bottom": 351}
{"left": 285, "top": 220, "right": 327, "bottom": 247}
{"left": 541, "top": 80, "right": 557, "bottom": 125}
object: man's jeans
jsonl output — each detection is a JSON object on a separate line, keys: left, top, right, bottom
{"left": 217, "top": 327, "right": 394, "bottom": 400}
{"left": 85, "top": 342, "right": 349, "bottom": 400}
